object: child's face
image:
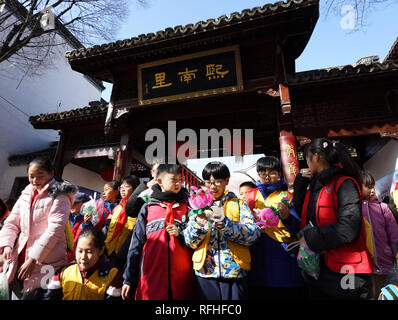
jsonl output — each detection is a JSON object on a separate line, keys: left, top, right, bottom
{"left": 239, "top": 186, "right": 252, "bottom": 201}
{"left": 71, "top": 202, "right": 84, "bottom": 215}
{"left": 258, "top": 169, "right": 280, "bottom": 184}
{"left": 204, "top": 175, "right": 229, "bottom": 200}
{"left": 102, "top": 184, "right": 119, "bottom": 203}
{"left": 119, "top": 182, "right": 134, "bottom": 199}
{"left": 75, "top": 236, "right": 104, "bottom": 271}
{"left": 362, "top": 184, "right": 376, "bottom": 201}
{"left": 28, "top": 164, "right": 54, "bottom": 191}
{"left": 158, "top": 173, "right": 182, "bottom": 193}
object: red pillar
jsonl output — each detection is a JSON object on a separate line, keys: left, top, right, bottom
{"left": 113, "top": 149, "right": 128, "bottom": 181}
{"left": 279, "top": 135, "right": 300, "bottom": 187}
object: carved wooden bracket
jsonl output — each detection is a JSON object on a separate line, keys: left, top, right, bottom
{"left": 279, "top": 83, "right": 291, "bottom": 115}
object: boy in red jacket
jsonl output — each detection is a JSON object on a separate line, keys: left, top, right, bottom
{"left": 121, "top": 164, "right": 195, "bottom": 300}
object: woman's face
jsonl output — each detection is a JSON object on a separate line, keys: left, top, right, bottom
{"left": 119, "top": 181, "right": 134, "bottom": 199}
{"left": 28, "top": 164, "right": 53, "bottom": 191}
{"left": 76, "top": 236, "right": 104, "bottom": 271}
{"left": 102, "top": 184, "right": 119, "bottom": 203}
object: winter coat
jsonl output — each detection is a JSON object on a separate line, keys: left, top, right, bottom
{"left": 123, "top": 187, "right": 195, "bottom": 300}
{"left": 294, "top": 166, "right": 364, "bottom": 253}
{"left": 362, "top": 200, "right": 398, "bottom": 274}
{"left": 0, "top": 179, "right": 73, "bottom": 292}
{"left": 183, "top": 191, "right": 260, "bottom": 279}
{"left": 246, "top": 188, "right": 303, "bottom": 288}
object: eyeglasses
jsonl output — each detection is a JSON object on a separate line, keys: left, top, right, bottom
{"left": 119, "top": 185, "right": 132, "bottom": 190}
{"left": 258, "top": 171, "right": 278, "bottom": 178}
{"left": 204, "top": 180, "right": 225, "bottom": 186}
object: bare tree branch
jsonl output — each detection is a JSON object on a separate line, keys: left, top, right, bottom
{"left": 0, "top": 0, "right": 137, "bottom": 76}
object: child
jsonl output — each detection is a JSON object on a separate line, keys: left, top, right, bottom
{"left": 361, "top": 171, "right": 398, "bottom": 298}
{"left": 184, "top": 161, "right": 260, "bottom": 300}
{"left": 44, "top": 227, "right": 122, "bottom": 300}
{"left": 0, "top": 158, "right": 76, "bottom": 300}
{"left": 69, "top": 192, "right": 90, "bottom": 228}
{"left": 121, "top": 164, "right": 195, "bottom": 300}
{"left": 65, "top": 192, "right": 91, "bottom": 262}
{"left": 90, "top": 181, "right": 120, "bottom": 230}
{"left": 104, "top": 175, "right": 142, "bottom": 269}
{"left": 239, "top": 181, "right": 256, "bottom": 201}
{"left": 245, "top": 156, "right": 303, "bottom": 299}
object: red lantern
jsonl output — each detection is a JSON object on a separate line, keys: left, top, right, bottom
{"left": 100, "top": 165, "right": 114, "bottom": 181}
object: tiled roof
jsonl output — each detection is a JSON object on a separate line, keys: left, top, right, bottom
{"left": 29, "top": 102, "right": 108, "bottom": 126}
{"left": 66, "top": 0, "right": 318, "bottom": 61}
{"left": 287, "top": 58, "right": 398, "bottom": 84}
{"left": 384, "top": 37, "right": 398, "bottom": 62}
{"left": 9, "top": 144, "right": 57, "bottom": 167}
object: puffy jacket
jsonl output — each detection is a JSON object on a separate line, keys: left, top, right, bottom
{"left": 183, "top": 191, "right": 260, "bottom": 279}
{"left": 362, "top": 200, "right": 398, "bottom": 274}
{"left": 0, "top": 179, "right": 72, "bottom": 292}
{"left": 295, "top": 167, "right": 373, "bottom": 274}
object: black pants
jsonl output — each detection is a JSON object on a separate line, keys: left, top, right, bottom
{"left": 196, "top": 276, "right": 248, "bottom": 300}
{"left": 11, "top": 277, "right": 45, "bottom": 300}
{"left": 303, "top": 264, "right": 371, "bottom": 300}
{"left": 248, "top": 285, "right": 309, "bottom": 300}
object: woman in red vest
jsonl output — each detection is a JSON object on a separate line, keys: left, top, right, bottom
{"left": 293, "top": 138, "right": 373, "bottom": 300}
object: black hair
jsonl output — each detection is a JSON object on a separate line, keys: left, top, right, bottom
{"left": 202, "top": 161, "right": 230, "bottom": 180}
{"left": 77, "top": 226, "right": 105, "bottom": 250}
{"left": 156, "top": 164, "right": 182, "bottom": 178}
{"left": 121, "top": 175, "right": 140, "bottom": 190}
{"left": 105, "top": 180, "right": 120, "bottom": 190}
{"left": 240, "top": 181, "right": 256, "bottom": 189}
{"left": 303, "top": 138, "right": 360, "bottom": 183}
{"left": 28, "top": 157, "right": 53, "bottom": 173}
{"left": 256, "top": 156, "right": 281, "bottom": 172}
{"left": 360, "top": 170, "right": 375, "bottom": 188}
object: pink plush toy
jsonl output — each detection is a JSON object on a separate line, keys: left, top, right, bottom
{"left": 188, "top": 186, "right": 213, "bottom": 216}
{"left": 255, "top": 207, "right": 279, "bottom": 229}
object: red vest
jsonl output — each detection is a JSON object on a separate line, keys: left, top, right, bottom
{"left": 301, "top": 175, "right": 373, "bottom": 274}
{"left": 136, "top": 202, "right": 195, "bottom": 300}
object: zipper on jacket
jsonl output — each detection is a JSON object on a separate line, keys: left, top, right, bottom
{"left": 217, "top": 229, "right": 222, "bottom": 278}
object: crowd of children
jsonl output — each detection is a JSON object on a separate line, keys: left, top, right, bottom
{"left": 1, "top": 137, "right": 398, "bottom": 300}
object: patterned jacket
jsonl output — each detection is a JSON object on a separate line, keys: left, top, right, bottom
{"left": 183, "top": 191, "right": 260, "bottom": 279}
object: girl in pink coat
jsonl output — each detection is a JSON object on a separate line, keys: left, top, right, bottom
{"left": 0, "top": 158, "right": 77, "bottom": 299}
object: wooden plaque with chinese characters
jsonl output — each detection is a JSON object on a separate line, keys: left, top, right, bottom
{"left": 137, "top": 45, "right": 243, "bottom": 105}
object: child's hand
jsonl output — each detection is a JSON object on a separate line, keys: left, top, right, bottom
{"left": 166, "top": 224, "right": 178, "bottom": 237}
{"left": 121, "top": 284, "right": 131, "bottom": 300}
{"left": 278, "top": 203, "right": 290, "bottom": 220}
{"left": 17, "top": 257, "right": 36, "bottom": 280}
{"left": 1, "top": 246, "right": 12, "bottom": 260}
{"left": 196, "top": 215, "right": 208, "bottom": 227}
{"left": 252, "top": 208, "right": 261, "bottom": 221}
{"left": 83, "top": 213, "right": 92, "bottom": 224}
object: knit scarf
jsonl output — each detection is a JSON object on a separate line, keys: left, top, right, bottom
{"left": 256, "top": 178, "right": 288, "bottom": 200}
{"left": 109, "top": 197, "right": 128, "bottom": 242}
